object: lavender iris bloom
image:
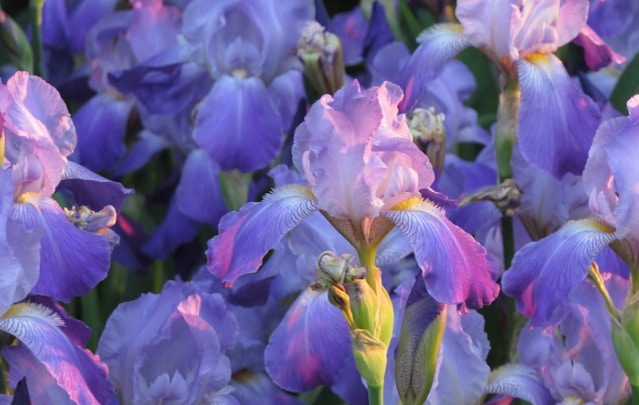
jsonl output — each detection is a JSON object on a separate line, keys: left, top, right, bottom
{"left": 182, "top": 0, "right": 314, "bottom": 172}
{"left": 207, "top": 80, "right": 499, "bottom": 310}
{"left": 1, "top": 71, "right": 128, "bottom": 302}
{"left": 97, "top": 280, "right": 239, "bottom": 405}
{"left": 503, "top": 95, "right": 639, "bottom": 326}
{"left": 407, "top": 0, "right": 610, "bottom": 178}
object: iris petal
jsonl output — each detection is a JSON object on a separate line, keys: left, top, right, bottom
{"left": 206, "top": 185, "right": 318, "bottom": 285}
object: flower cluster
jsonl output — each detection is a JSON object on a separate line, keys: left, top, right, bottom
{"left": 0, "top": 0, "right": 638, "bottom": 404}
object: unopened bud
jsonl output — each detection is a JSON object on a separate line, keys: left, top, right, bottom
{"left": 408, "top": 107, "right": 446, "bottom": 172}
{"left": 351, "top": 328, "right": 388, "bottom": 387}
{"left": 297, "top": 21, "right": 345, "bottom": 96}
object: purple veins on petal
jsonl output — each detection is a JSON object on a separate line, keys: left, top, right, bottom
{"left": 502, "top": 218, "right": 616, "bottom": 327}
{"left": 206, "top": 185, "right": 319, "bottom": 285}
{"left": 384, "top": 199, "right": 500, "bottom": 309}
{"left": 0, "top": 301, "right": 112, "bottom": 405}
{"left": 516, "top": 53, "right": 601, "bottom": 178}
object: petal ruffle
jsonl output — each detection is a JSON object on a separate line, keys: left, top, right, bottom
{"left": 502, "top": 219, "right": 616, "bottom": 326}
{"left": 485, "top": 364, "right": 554, "bottom": 405}
{"left": 193, "top": 75, "right": 284, "bottom": 172}
{"left": 384, "top": 200, "right": 499, "bottom": 309}
{"left": 206, "top": 185, "right": 318, "bottom": 285}
{"left": 0, "top": 302, "right": 111, "bottom": 405}
{"left": 516, "top": 53, "right": 601, "bottom": 178}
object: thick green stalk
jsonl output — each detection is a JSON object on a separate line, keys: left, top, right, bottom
{"left": 30, "top": 0, "right": 45, "bottom": 77}
{"left": 367, "top": 384, "right": 383, "bottom": 405}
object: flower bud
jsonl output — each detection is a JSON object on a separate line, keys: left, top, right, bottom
{"left": 297, "top": 21, "right": 345, "bottom": 97}
{"left": 408, "top": 107, "right": 446, "bottom": 172}
{"left": 611, "top": 316, "right": 639, "bottom": 387}
{"left": 395, "top": 278, "right": 447, "bottom": 405}
{"left": 351, "top": 328, "right": 387, "bottom": 388}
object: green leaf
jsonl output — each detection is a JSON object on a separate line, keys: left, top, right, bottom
{"left": 610, "top": 51, "right": 639, "bottom": 115}
{"left": 0, "top": 9, "right": 33, "bottom": 72}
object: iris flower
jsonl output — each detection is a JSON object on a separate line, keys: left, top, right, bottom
{"left": 207, "top": 80, "right": 499, "bottom": 310}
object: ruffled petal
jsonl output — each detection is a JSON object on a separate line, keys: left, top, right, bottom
{"left": 502, "top": 219, "right": 616, "bottom": 326}
{"left": 175, "top": 149, "right": 227, "bottom": 226}
{"left": 384, "top": 200, "right": 500, "bottom": 309}
{"left": 12, "top": 196, "right": 112, "bottom": 302}
{"left": 206, "top": 185, "right": 318, "bottom": 285}
{"left": 516, "top": 53, "right": 601, "bottom": 177}
{"left": 455, "top": 0, "right": 515, "bottom": 60}
{"left": 193, "top": 75, "right": 283, "bottom": 172}
{"left": 3, "top": 71, "right": 76, "bottom": 157}
{"left": 264, "top": 288, "right": 354, "bottom": 392}
{"left": 0, "top": 302, "right": 111, "bottom": 405}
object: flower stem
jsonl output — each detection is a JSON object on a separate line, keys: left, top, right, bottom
{"left": 367, "top": 384, "right": 383, "bottom": 405}
{"left": 29, "top": 0, "right": 45, "bottom": 77}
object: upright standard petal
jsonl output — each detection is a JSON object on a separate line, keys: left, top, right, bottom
{"left": 502, "top": 219, "right": 616, "bottom": 326}
{"left": 455, "top": 0, "right": 515, "bottom": 61}
{"left": 517, "top": 53, "right": 601, "bottom": 177}
{"left": 0, "top": 302, "right": 112, "bottom": 405}
{"left": 193, "top": 75, "right": 283, "bottom": 172}
{"left": 206, "top": 185, "right": 319, "bottom": 285}
{"left": 384, "top": 199, "right": 499, "bottom": 309}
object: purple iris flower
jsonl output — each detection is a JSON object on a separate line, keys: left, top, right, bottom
{"left": 97, "top": 280, "right": 239, "bottom": 405}
{"left": 503, "top": 95, "right": 639, "bottom": 326}
{"left": 207, "top": 80, "right": 499, "bottom": 310}
{"left": 0, "top": 297, "right": 113, "bottom": 404}
{"left": 515, "top": 256, "right": 630, "bottom": 403}
{"left": 408, "top": 0, "right": 613, "bottom": 178}
{"left": 1, "top": 71, "right": 129, "bottom": 302}
{"left": 182, "top": 0, "right": 314, "bottom": 172}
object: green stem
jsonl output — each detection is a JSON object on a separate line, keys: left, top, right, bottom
{"left": 367, "top": 384, "right": 383, "bottom": 405}
{"left": 0, "top": 358, "right": 8, "bottom": 395}
{"left": 81, "top": 289, "right": 102, "bottom": 352}
{"left": 632, "top": 385, "right": 639, "bottom": 405}
{"left": 29, "top": 0, "right": 45, "bottom": 77}
{"left": 588, "top": 263, "right": 621, "bottom": 321}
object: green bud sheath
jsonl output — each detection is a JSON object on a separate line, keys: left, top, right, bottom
{"left": 611, "top": 316, "right": 639, "bottom": 388}
{"left": 352, "top": 329, "right": 388, "bottom": 388}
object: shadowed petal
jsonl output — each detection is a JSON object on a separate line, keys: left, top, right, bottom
{"left": 502, "top": 219, "right": 616, "bottom": 326}
{"left": 573, "top": 25, "right": 625, "bottom": 71}
{"left": 59, "top": 161, "right": 132, "bottom": 212}
{"left": 517, "top": 53, "right": 601, "bottom": 178}
{"left": 193, "top": 75, "right": 283, "bottom": 172}
{"left": 176, "top": 149, "right": 227, "bottom": 226}
{"left": 264, "top": 288, "right": 354, "bottom": 393}
{"left": 72, "top": 94, "right": 134, "bottom": 172}
{"left": 384, "top": 200, "right": 499, "bottom": 309}
{"left": 206, "top": 185, "right": 318, "bottom": 285}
